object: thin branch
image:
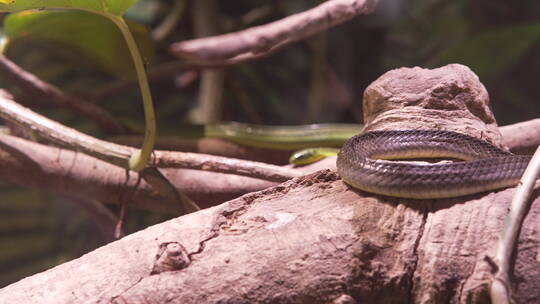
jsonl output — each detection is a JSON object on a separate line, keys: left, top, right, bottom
{"left": 140, "top": 167, "right": 200, "bottom": 213}
{"left": 152, "top": 0, "right": 187, "bottom": 42}
{"left": 240, "top": 4, "right": 273, "bottom": 26}
{"left": 152, "top": 150, "right": 300, "bottom": 182}
{"left": 0, "top": 54, "right": 128, "bottom": 135}
{"left": 170, "top": 0, "right": 379, "bottom": 65}
{"left": 0, "top": 90, "right": 133, "bottom": 166}
{"left": 109, "top": 135, "right": 292, "bottom": 165}
{"left": 0, "top": 90, "right": 300, "bottom": 182}
{"left": 490, "top": 145, "right": 540, "bottom": 303}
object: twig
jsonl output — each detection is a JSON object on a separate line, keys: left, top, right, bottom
{"left": 109, "top": 135, "right": 293, "bottom": 165}
{"left": 152, "top": 150, "right": 300, "bottom": 182}
{"left": 152, "top": 0, "right": 187, "bottom": 42}
{"left": 0, "top": 54, "right": 128, "bottom": 135}
{"left": 490, "top": 145, "right": 540, "bottom": 303}
{"left": 170, "top": 0, "right": 378, "bottom": 65}
{"left": 114, "top": 171, "right": 140, "bottom": 239}
{"left": 0, "top": 90, "right": 300, "bottom": 182}
{"left": 140, "top": 167, "right": 200, "bottom": 213}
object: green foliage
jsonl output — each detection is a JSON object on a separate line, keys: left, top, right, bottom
{"left": 3, "top": 10, "right": 154, "bottom": 77}
{"left": 0, "top": 0, "right": 157, "bottom": 171}
{"left": 0, "top": 0, "right": 136, "bottom": 15}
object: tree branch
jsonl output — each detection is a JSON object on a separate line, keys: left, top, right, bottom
{"left": 1, "top": 170, "right": 539, "bottom": 303}
{"left": 500, "top": 118, "right": 540, "bottom": 155}
{"left": 170, "top": 0, "right": 379, "bottom": 65}
{"left": 110, "top": 136, "right": 293, "bottom": 165}
{"left": 0, "top": 90, "right": 300, "bottom": 182}
{"left": 0, "top": 133, "right": 276, "bottom": 212}
{"left": 0, "top": 54, "right": 128, "bottom": 135}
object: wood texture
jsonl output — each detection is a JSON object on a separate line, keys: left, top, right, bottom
{"left": 1, "top": 170, "right": 538, "bottom": 303}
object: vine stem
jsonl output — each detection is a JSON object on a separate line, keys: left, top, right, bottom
{"left": 103, "top": 13, "right": 156, "bottom": 172}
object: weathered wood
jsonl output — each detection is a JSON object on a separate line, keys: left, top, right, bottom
{"left": 363, "top": 64, "right": 503, "bottom": 148}
{"left": 0, "top": 170, "right": 538, "bottom": 303}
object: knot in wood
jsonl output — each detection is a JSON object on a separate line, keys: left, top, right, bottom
{"left": 151, "top": 242, "right": 190, "bottom": 274}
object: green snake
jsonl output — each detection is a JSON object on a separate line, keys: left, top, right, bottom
{"left": 205, "top": 122, "right": 360, "bottom": 150}
{"left": 336, "top": 129, "right": 533, "bottom": 199}
{"left": 188, "top": 123, "right": 533, "bottom": 199}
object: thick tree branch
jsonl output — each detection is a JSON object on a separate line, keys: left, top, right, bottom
{"left": 0, "top": 54, "right": 128, "bottom": 135}
{"left": 170, "top": 0, "right": 379, "bottom": 65}
{"left": 1, "top": 170, "right": 539, "bottom": 303}
{"left": 0, "top": 134, "right": 275, "bottom": 212}
{"left": 0, "top": 90, "right": 300, "bottom": 182}
{"left": 500, "top": 118, "right": 540, "bottom": 155}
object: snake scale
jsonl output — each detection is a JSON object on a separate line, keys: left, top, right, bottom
{"left": 336, "top": 129, "right": 533, "bottom": 199}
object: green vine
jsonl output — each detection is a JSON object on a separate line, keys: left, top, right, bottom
{"left": 99, "top": 13, "right": 156, "bottom": 172}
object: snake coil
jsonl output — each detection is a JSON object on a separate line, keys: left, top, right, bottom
{"left": 337, "top": 129, "right": 533, "bottom": 199}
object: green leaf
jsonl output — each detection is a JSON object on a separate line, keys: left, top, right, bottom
{"left": 3, "top": 10, "right": 154, "bottom": 77}
{"left": 0, "top": 0, "right": 137, "bottom": 16}
{"left": 431, "top": 22, "right": 540, "bottom": 83}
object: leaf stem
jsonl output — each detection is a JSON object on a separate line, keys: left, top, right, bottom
{"left": 104, "top": 14, "right": 156, "bottom": 171}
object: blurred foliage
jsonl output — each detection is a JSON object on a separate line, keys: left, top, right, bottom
{"left": 4, "top": 10, "right": 155, "bottom": 77}
{"left": 1, "top": 0, "right": 540, "bottom": 287}
{"left": 0, "top": 0, "right": 137, "bottom": 15}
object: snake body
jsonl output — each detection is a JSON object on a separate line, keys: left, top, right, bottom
{"left": 337, "top": 129, "right": 533, "bottom": 199}
{"left": 206, "top": 123, "right": 361, "bottom": 150}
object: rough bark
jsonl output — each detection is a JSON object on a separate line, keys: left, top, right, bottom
{"left": 0, "top": 170, "right": 538, "bottom": 303}
{"left": 363, "top": 64, "right": 502, "bottom": 147}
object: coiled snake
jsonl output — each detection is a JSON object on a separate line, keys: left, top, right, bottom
{"left": 336, "top": 129, "right": 533, "bottom": 199}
